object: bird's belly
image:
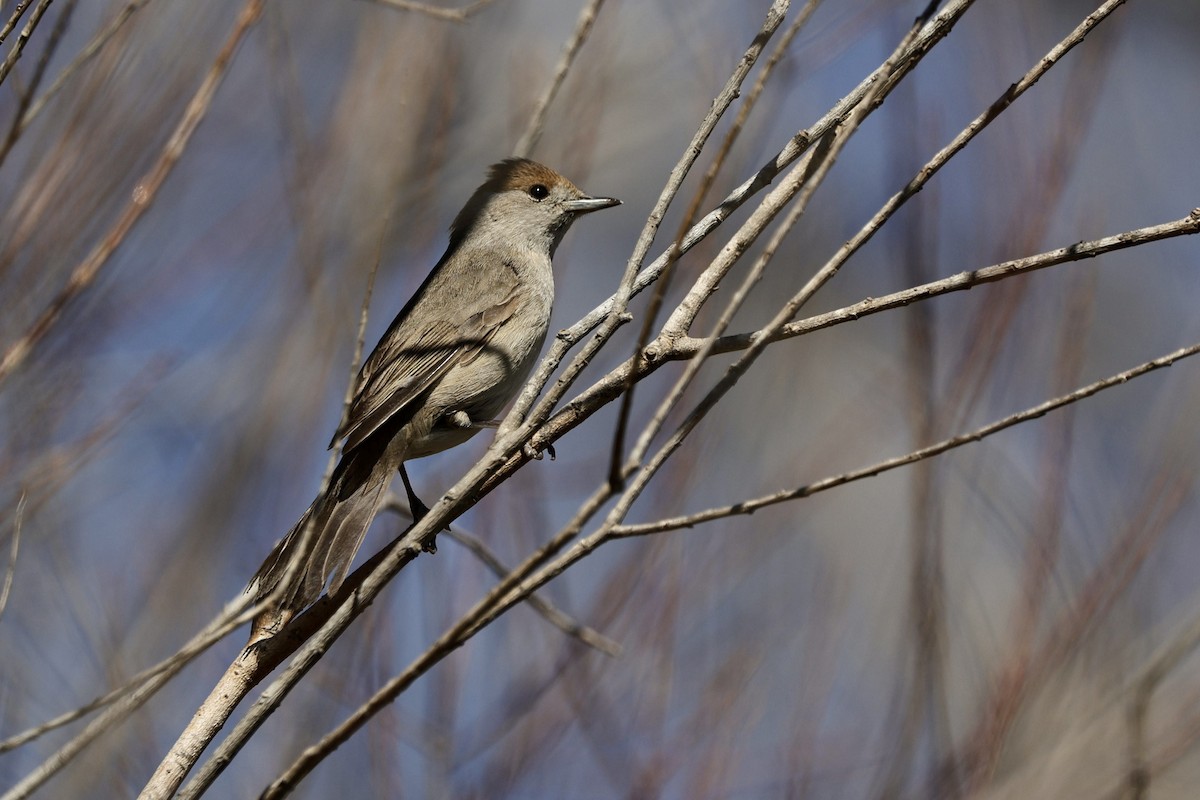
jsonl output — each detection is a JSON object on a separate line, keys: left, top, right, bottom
{"left": 407, "top": 318, "right": 547, "bottom": 458}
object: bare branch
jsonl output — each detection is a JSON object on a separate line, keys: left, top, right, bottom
{"left": 0, "top": 1, "right": 34, "bottom": 45}
{"left": 0, "top": 0, "right": 53, "bottom": 88}
{"left": 513, "top": 0, "right": 608, "bottom": 158}
{"left": 513, "top": 0, "right": 1142, "bottom": 476}
{"left": 687, "top": 210, "right": 1200, "bottom": 358}
{"left": 609, "top": 339, "right": 1200, "bottom": 538}
{"left": 411, "top": 501, "right": 622, "bottom": 656}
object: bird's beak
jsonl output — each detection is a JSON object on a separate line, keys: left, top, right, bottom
{"left": 562, "top": 196, "right": 621, "bottom": 214}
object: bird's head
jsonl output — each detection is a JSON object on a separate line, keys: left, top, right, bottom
{"left": 449, "top": 158, "right": 620, "bottom": 257}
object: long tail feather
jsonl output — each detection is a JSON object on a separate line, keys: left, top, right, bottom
{"left": 252, "top": 442, "right": 396, "bottom": 610}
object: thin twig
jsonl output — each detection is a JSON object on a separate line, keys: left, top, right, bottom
{"left": 448, "top": 527, "right": 622, "bottom": 656}
{"left": 498, "top": 0, "right": 791, "bottom": 444}
{"left": 541, "top": 211, "right": 1200, "bottom": 459}
{"left": 0, "top": 0, "right": 32, "bottom": 46}
{"left": 503, "top": 0, "right": 955, "bottom": 461}
{"left": 606, "top": 0, "right": 822, "bottom": 486}
{"left": 513, "top": 0, "right": 607, "bottom": 158}
{"left": 592, "top": 2, "right": 944, "bottom": 576}
{"left": 379, "top": 497, "right": 621, "bottom": 656}
{"left": 517, "top": 0, "right": 1143, "bottom": 473}
{"left": 609, "top": 340, "right": 1200, "bottom": 538}
{"left": 0, "top": 0, "right": 53, "bottom": 88}
{"left": 687, "top": 210, "right": 1200, "bottom": 358}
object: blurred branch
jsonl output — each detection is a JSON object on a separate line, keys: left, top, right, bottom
{"left": 0, "top": 491, "right": 22, "bottom": 622}
{"left": 0, "top": 0, "right": 266, "bottom": 388}
{"left": 581, "top": 2, "right": 944, "bottom": 597}
{"left": 527, "top": 0, "right": 1154, "bottom": 477}
{"left": 608, "top": 339, "right": 1200, "bottom": 538}
{"left": 361, "top": 0, "right": 496, "bottom": 22}
{"left": 690, "top": 210, "right": 1200, "bottom": 358}
{"left": 500, "top": 0, "right": 791, "bottom": 443}
{"left": 0, "top": 593, "right": 261, "bottom": 800}
{"left": 14, "top": 0, "right": 155, "bottom": 136}
{"left": 1124, "top": 602, "right": 1200, "bottom": 799}
{"left": 151, "top": 201, "right": 391, "bottom": 800}
{"left": 955, "top": 472, "right": 1187, "bottom": 792}
{"left": 944, "top": 18, "right": 1118, "bottom": 435}
{"left": 250, "top": 209, "right": 388, "bottom": 626}
{"left": 513, "top": 0, "right": 607, "bottom": 158}
{"left": 0, "top": 0, "right": 73, "bottom": 168}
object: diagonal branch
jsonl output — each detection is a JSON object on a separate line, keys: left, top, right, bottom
{"left": 609, "top": 339, "right": 1200, "bottom": 538}
{"left": 606, "top": 0, "right": 823, "bottom": 487}
{"left": 688, "top": 209, "right": 1200, "bottom": 358}
{"left": 0, "top": 0, "right": 54, "bottom": 88}
{"left": 361, "top": 0, "right": 496, "bottom": 22}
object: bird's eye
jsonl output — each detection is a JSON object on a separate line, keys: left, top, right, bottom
{"left": 528, "top": 184, "right": 549, "bottom": 201}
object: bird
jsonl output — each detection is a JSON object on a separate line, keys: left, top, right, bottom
{"left": 252, "top": 158, "right": 619, "bottom": 612}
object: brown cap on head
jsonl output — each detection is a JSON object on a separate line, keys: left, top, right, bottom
{"left": 450, "top": 158, "right": 585, "bottom": 246}
{"left": 483, "top": 158, "right": 581, "bottom": 195}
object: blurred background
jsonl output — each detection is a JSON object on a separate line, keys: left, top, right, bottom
{"left": 2, "top": 0, "right": 1200, "bottom": 797}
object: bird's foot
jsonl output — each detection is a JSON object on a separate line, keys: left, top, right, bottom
{"left": 522, "top": 441, "right": 556, "bottom": 461}
{"left": 407, "top": 497, "right": 441, "bottom": 553}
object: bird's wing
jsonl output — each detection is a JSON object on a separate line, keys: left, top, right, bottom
{"left": 333, "top": 283, "right": 524, "bottom": 454}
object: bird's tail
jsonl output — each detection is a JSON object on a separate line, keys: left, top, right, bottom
{"left": 252, "top": 445, "right": 393, "bottom": 610}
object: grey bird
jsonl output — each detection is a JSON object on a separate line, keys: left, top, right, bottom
{"left": 253, "top": 159, "right": 619, "bottom": 611}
